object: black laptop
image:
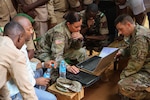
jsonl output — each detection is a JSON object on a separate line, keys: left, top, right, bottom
{"left": 67, "top": 70, "right": 100, "bottom": 87}
{"left": 67, "top": 47, "right": 118, "bottom": 87}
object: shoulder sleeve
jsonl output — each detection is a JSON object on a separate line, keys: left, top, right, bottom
{"left": 123, "top": 35, "right": 148, "bottom": 77}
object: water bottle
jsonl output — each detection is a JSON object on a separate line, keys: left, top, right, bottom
{"left": 39, "top": 68, "right": 51, "bottom": 90}
{"left": 59, "top": 60, "right": 66, "bottom": 78}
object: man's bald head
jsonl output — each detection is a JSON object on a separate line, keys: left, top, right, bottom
{"left": 13, "top": 16, "right": 33, "bottom": 41}
{"left": 13, "top": 16, "right": 31, "bottom": 29}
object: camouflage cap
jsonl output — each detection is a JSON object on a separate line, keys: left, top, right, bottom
{"left": 56, "top": 77, "right": 82, "bottom": 92}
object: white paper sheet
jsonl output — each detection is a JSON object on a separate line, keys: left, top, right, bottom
{"left": 99, "top": 47, "right": 118, "bottom": 58}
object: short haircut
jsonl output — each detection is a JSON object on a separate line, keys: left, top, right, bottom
{"left": 63, "top": 11, "right": 81, "bottom": 24}
{"left": 114, "top": 14, "right": 134, "bottom": 26}
{"left": 86, "top": 3, "right": 98, "bottom": 13}
{"left": 3, "top": 21, "right": 25, "bottom": 38}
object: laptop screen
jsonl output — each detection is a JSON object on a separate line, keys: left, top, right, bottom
{"left": 76, "top": 56, "right": 101, "bottom": 71}
{"left": 76, "top": 47, "right": 118, "bottom": 75}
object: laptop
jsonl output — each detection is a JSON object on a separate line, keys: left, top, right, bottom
{"left": 67, "top": 71, "right": 100, "bottom": 87}
{"left": 67, "top": 47, "right": 118, "bottom": 87}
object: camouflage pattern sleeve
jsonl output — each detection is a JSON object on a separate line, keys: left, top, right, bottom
{"left": 51, "top": 31, "right": 65, "bottom": 62}
{"left": 36, "top": 30, "right": 53, "bottom": 61}
{"left": 120, "top": 35, "right": 148, "bottom": 79}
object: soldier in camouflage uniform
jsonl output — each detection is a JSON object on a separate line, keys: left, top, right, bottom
{"left": 115, "top": 14, "right": 150, "bottom": 100}
{"left": 36, "top": 11, "right": 87, "bottom": 75}
{"left": 79, "top": 3, "right": 109, "bottom": 55}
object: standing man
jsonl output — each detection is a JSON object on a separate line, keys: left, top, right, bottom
{"left": 117, "top": 0, "right": 146, "bottom": 25}
{"left": 115, "top": 14, "right": 150, "bottom": 100}
{"left": 0, "top": 0, "right": 17, "bottom": 27}
{"left": 18, "top": 0, "right": 49, "bottom": 41}
{"left": 95, "top": 0, "right": 117, "bottom": 43}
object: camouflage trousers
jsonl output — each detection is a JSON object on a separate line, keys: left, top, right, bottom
{"left": 118, "top": 71, "right": 150, "bottom": 100}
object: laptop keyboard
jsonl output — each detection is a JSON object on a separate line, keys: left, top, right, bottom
{"left": 66, "top": 71, "right": 99, "bottom": 87}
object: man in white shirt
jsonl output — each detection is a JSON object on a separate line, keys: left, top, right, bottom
{"left": 7, "top": 16, "right": 57, "bottom": 100}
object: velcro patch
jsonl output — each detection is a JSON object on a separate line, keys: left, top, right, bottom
{"left": 55, "top": 40, "right": 63, "bottom": 44}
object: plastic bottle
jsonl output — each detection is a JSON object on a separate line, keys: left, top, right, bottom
{"left": 39, "top": 68, "right": 51, "bottom": 90}
{"left": 59, "top": 60, "right": 66, "bottom": 78}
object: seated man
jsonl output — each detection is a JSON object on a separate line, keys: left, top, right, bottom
{"left": 79, "top": 3, "right": 109, "bottom": 55}
{"left": 115, "top": 14, "right": 150, "bottom": 100}
{"left": 7, "top": 16, "right": 57, "bottom": 100}
{"left": 0, "top": 21, "right": 37, "bottom": 99}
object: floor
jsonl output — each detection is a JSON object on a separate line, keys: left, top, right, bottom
{"left": 81, "top": 17, "right": 149, "bottom": 100}
{"left": 81, "top": 57, "right": 127, "bottom": 100}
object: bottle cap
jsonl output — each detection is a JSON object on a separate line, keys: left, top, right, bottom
{"left": 51, "top": 64, "right": 54, "bottom": 67}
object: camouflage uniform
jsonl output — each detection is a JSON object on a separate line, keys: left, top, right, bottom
{"left": 36, "top": 21, "right": 87, "bottom": 84}
{"left": 36, "top": 21, "right": 87, "bottom": 63}
{"left": 79, "top": 10, "right": 109, "bottom": 52}
{"left": 118, "top": 24, "right": 150, "bottom": 99}
{"left": 0, "top": 0, "right": 17, "bottom": 27}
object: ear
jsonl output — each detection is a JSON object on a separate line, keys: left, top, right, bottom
{"left": 17, "top": 34, "right": 24, "bottom": 43}
{"left": 126, "top": 21, "right": 131, "bottom": 27}
{"left": 66, "top": 22, "right": 70, "bottom": 26}
{"left": 17, "top": 35, "right": 21, "bottom": 42}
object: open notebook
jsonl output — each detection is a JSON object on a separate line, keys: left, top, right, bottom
{"left": 67, "top": 47, "right": 118, "bottom": 87}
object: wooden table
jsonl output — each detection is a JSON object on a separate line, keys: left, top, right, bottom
{"left": 47, "top": 83, "right": 84, "bottom": 100}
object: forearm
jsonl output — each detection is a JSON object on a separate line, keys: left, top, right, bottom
{"left": 28, "top": 0, "right": 49, "bottom": 10}
{"left": 18, "top": 0, "right": 26, "bottom": 5}
{"left": 81, "top": 27, "right": 88, "bottom": 35}
{"left": 20, "top": 0, "right": 49, "bottom": 12}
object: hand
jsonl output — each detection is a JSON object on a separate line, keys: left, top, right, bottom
{"left": 87, "top": 19, "right": 95, "bottom": 28}
{"left": 26, "top": 10, "right": 36, "bottom": 19}
{"left": 71, "top": 32, "right": 83, "bottom": 40}
{"left": 44, "top": 60, "right": 57, "bottom": 69}
{"left": 114, "top": 50, "right": 122, "bottom": 60}
{"left": 36, "top": 77, "right": 50, "bottom": 86}
{"left": 20, "top": 5, "right": 30, "bottom": 13}
{"left": 67, "top": 65, "right": 79, "bottom": 74}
